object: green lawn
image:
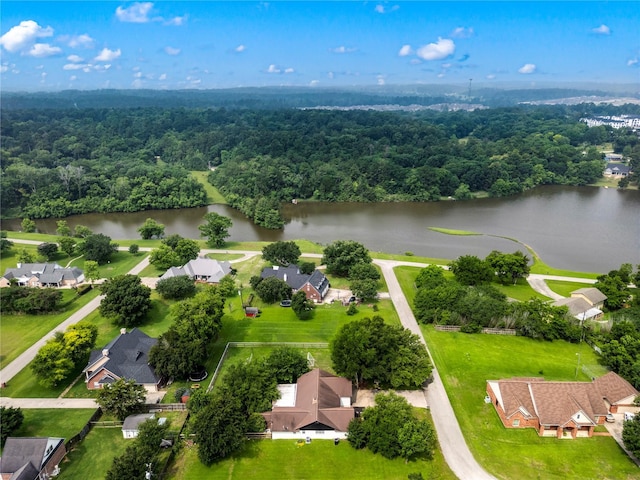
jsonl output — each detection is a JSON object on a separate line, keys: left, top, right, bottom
{"left": 0, "top": 288, "right": 100, "bottom": 368}
{"left": 57, "top": 426, "right": 129, "bottom": 480}
{"left": 69, "top": 251, "right": 147, "bottom": 279}
{"left": 11, "top": 408, "right": 96, "bottom": 440}
{"left": 490, "top": 278, "right": 548, "bottom": 301}
{"left": 545, "top": 280, "right": 594, "bottom": 298}
{"left": 428, "top": 227, "right": 481, "bottom": 236}
{"left": 422, "top": 327, "right": 637, "bottom": 480}
{"left": 167, "top": 432, "right": 456, "bottom": 480}
{"left": 190, "top": 170, "right": 227, "bottom": 204}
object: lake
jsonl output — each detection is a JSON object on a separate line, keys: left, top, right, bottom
{"left": 3, "top": 186, "right": 638, "bottom": 273}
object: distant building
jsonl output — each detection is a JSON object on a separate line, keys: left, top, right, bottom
{"left": 83, "top": 328, "right": 160, "bottom": 392}
{"left": 0, "top": 263, "right": 84, "bottom": 288}
{"left": 122, "top": 413, "right": 155, "bottom": 439}
{"left": 553, "top": 287, "right": 607, "bottom": 322}
{"left": 604, "top": 163, "right": 631, "bottom": 177}
{"left": 260, "top": 265, "right": 330, "bottom": 302}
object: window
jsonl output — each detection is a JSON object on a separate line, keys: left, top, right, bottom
{"left": 512, "top": 419, "right": 520, "bottom": 427}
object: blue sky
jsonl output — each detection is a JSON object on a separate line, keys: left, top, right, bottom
{"left": 1, "top": 1, "right": 638, "bottom": 91}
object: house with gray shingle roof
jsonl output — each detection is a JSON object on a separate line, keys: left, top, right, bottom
{"left": 0, "top": 263, "right": 84, "bottom": 288}
{"left": 83, "top": 328, "right": 160, "bottom": 392}
{"left": 260, "top": 265, "right": 330, "bottom": 302}
{"left": 486, "top": 371, "right": 636, "bottom": 438}
{"left": 552, "top": 287, "right": 607, "bottom": 321}
{"left": 0, "top": 437, "right": 66, "bottom": 480}
{"left": 262, "top": 369, "right": 355, "bottom": 439}
{"left": 160, "top": 257, "right": 231, "bottom": 284}
{"left": 604, "top": 162, "right": 631, "bottom": 177}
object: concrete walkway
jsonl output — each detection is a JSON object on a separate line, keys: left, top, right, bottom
{"left": 374, "top": 259, "right": 496, "bottom": 480}
{"left": 526, "top": 273, "right": 596, "bottom": 300}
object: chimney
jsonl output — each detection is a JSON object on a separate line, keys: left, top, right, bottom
{"left": 284, "top": 273, "right": 288, "bottom": 282}
{"left": 120, "top": 328, "right": 127, "bottom": 335}
{"left": 102, "top": 349, "right": 109, "bottom": 356}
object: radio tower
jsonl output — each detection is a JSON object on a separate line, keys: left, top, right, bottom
{"left": 468, "top": 78, "right": 473, "bottom": 100}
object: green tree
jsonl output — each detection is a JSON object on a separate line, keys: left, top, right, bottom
{"left": 16, "top": 248, "right": 35, "bottom": 264}
{"left": 80, "top": 233, "right": 118, "bottom": 264}
{"left": 595, "top": 273, "right": 630, "bottom": 310}
{"left": 415, "top": 265, "right": 447, "bottom": 290}
{"left": 96, "top": 378, "right": 146, "bottom": 421}
{"left": 349, "top": 279, "right": 379, "bottom": 301}
{"left": 217, "top": 275, "right": 237, "bottom": 298}
{"left": 291, "top": 290, "right": 315, "bottom": 320}
{"left": 31, "top": 340, "right": 74, "bottom": 388}
{"left": 255, "top": 276, "right": 292, "bottom": 303}
{"left": 359, "top": 392, "right": 413, "bottom": 459}
{"left": 453, "top": 183, "right": 473, "bottom": 200}
{"left": 623, "top": 414, "right": 640, "bottom": 457}
{"left": 149, "top": 244, "right": 181, "bottom": 270}
{"left": 59, "top": 236, "right": 76, "bottom": 257}
{"left": 175, "top": 238, "right": 200, "bottom": 264}
{"left": 105, "top": 444, "right": 149, "bottom": 480}
{"left": 137, "top": 218, "right": 165, "bottom": 239}
{"left": 262, "top": 241, "right": 301, "bottom": 266}
{"left": 37, "top": 242, "right": 58, "bottom": 261}
{"left": 349, "top": 262, "right": 381, "bottom": 281}
{"left": 449, "top": 255, "right": 494, "bottom": 285}
{"left": 322, "top": 240, "right": 372, "bottom": 277}
{"left": 156, "top": 275, "right": 196, "bottom": 300}
{"left": 21, "top": 218, "right": 36, "bottom": 233}
{"left": 194, "top": 395, "right": 246, "bottom": 465}
{"left": 216, "top": 361, "right": 279, "bottom": 415}
{"left": 331, "top": 316, "right": 431, "bottom": 388}
{"left": 485, "top": 250, "right": 530, "bottom": 285}
{"left": 398, "top": 418, "right": 436, "bottom": 461}
{"left": 128, "top": 244, "right": 139, "bottom": 255}
{"left": 298, "top": 261, "right": 316, "bottom": 275}
{"left": 74, "top": 224, "right": 93, "bottom": 238}
{"left": 0, "top": 231, "right": 13, "bottom": 253}
{"left": 56, "top": 220, "right": 71, "bottom": 237}
{"left": 199, "top": 212, "right": 232, "bottom": 248}
{"left": 84, "top": 260, "right": 100, "bottom": 284}
{"left": 0, "top": 407, "right": 24, "bottom": 446}
{"left": 100, "top": 275, "right": 151, "bottom": 327}
{"left": 263, "top": 346, "right": 310, "bottom": 383}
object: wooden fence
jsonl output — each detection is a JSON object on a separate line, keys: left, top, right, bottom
{"left": 434, "top": 325, "right": 516, "bottom": 335}
{"left": 65, "top": 408, "right": 102, "bottom": 450}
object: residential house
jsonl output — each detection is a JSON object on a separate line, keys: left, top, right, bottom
{"left": 604, "top": 163, "right": 631, "bottom": 177}
{"left": 552, "top": 287, "right": 607, "bottom": 321}
{"left": 593, "top": 371, "right": 639, "bottom": 414}
{"left": 604, "top": 153, "right": 624, "bottom": 162}
{"left": 0, "top": 437, "right": 66, "bottom": 480}
{"left": 83, "top": 328, "right": 160, "bottom": 392}
{"left": 260, "top": 265, "right": 330, "bottom": 302}
{"left": 122, "top": 413, "right": 155, "bottom": 439}
{"left": 160, "top": 257, "right": 231, "bottom": 284}
{"left": 486, "top": 372, "right": 638, "bottom": 438}
{"left": 262, "top": 369, "right": 355, "bottom": 440}
{"left": 0, "top": 263, "right": 84, "bottom": 288}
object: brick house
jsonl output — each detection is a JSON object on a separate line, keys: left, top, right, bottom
{"left": 594, "top": 371, "right": 639, "bottom": 413}
{"left": 485, "top": 375, "right": 629, "bottom": 439}
{"left": 262, "top": 369, "right": 355, "bottom": 440}
{"left": 83, "top": 328, "right": 160, "bottom": 392}
{"left": 260, "top": 265, "right": 330, "bottom": 302}
{"left": 0, "top": 437, "right": 66, "bottom": 480}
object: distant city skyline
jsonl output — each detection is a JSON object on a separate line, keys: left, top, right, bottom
{"left": 1, "top": 1, "right": 639, "bottom": 91}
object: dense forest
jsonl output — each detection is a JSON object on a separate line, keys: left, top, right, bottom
{"left": 1, "top": 101, "right": 639, "bottom": 226}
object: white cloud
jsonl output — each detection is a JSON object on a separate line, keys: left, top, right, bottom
{"left": 375, "top": 4, "right": 399, "bottom": 14}
{"left": 94, "top": 48, "right": 121, "bottom": 62}
{"left": 327, "top": 71, "right": 334, "bottom": 79}
{"left": 28, "top": 43, "right": 62, "bottom": 57}
{"left": 164, "top": 16, "right": 186, "bottom": 26}
{"left": 266, "top": 64, "right": 280, "bottom": 73}
{"left": 451, "top": 27, "right": 474, "bottom": 38}
{"left": 0, "top": 64, "right": 9, "bottom": 73}
{"left": 284, "top": 67, "right": 294, "bottom": 74}
{"left": 134, "top": 71, "right": 143, "bottom": 78}
{"left": 376, "top": 75, "right": 385, "bottom": 85}
{"left": 63, "top": 34, "right": 94, "bottom": 48}
{"left": 159, "top": 73, "right": 167, "bottom": 80}
{"left": 63, "top": 63, "right": 85, "bottom": 70}
{"left": 132, "top": 78, "right": 145, "bottom": 88}
{"left": 486, "top": 74, "right": 496, "bottom": 79}
{"left": 398, "top": 44, "right": 412, "bottom": 57}
{"left": 164, "top": 46, "right": 181, "bottom": 56}
{"left": 67, "top": 54, "right": 84, "bottom": 63}
{"left": 518, "top": 63, "right": 537, "bottom": 74}
{"left": 310, "top": 79, "right": 319, "bottom": 86}
{"left": 592, "top": 24, "right": 611, "bottom": 35}
{"left": 69, "top": 75, "right": 77, "bottom": 81}
{"left": 116, "top": 2, "right": 154, "bottom": 23}
{"left": 628, "top": 58, "right": 639, "bottom": 67}
{"left": 416, "top": 38, "right": 455, "bottom": 61}
{"left": 331, "top": 46, "right": 356, "bottom": 54}
{"left": 437, "top": 73, "right": 446, "bottom": 78}
{"left": 235, "top": 44, "right": 246, "bottom": 53}
{"left": 0, "top": 20, "right": 54, "bottom": 53}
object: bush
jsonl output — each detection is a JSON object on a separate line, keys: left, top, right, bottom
{"left": 76, "top": 284, "right": 93, "bottom": 296}
{"left": 346, "top": 303, "right": 358, "bottom": 316}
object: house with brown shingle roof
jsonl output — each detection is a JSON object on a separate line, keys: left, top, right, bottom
{"left": 593, "top": 371, "right": 639, "bottom": 413}
{"left": 262, "top": 369, "right": 355, "bottom": 439}
{"left": 486, "top": 373, "right": 636, "bottom": 438}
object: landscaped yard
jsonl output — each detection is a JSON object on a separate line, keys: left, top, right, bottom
{"left": 545, "top": 279, "right": 595, "bottom": 298}
{"left": 12, "top": 408, "right": 96, "bottom": 440}
{"left": 69, "top": 250, "right": 147, "bottom": 279}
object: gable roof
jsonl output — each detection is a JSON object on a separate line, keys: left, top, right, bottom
{"left": 0, "top": 437, "right": 64, "bottom": 478}
{"left": 571, "top": 288, "right": 607, "bottom": 305}
{"left": 2, "top": 263, "right": 83, "bottom": 284}
{"left": 122, "top": 413, "right": 155, "bottom": 431}
{"left": 605, "top": 163, "right": 631, "bottom": 174}
{"left": 552, "top": 297, "right": 602, "bottom": 320}
{"left": 268, "top": 369, "right": 354, "bottom": 433}
{"left": 84, "top": 328, "right": 159, "bottom": 386}
{"left": 593, "top": 371, "right": 639, "bottom": 405}
{"left": 261, "top": 266, "right": 329, "bottom": 293}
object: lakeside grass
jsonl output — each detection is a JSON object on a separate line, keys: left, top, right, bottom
{"left": 191, "top": 170, "right": 227, "bottom": 204}
{"left": 428, "top": 227, "right": 481, "bottom": 236}
{"left": 0, "top": 288, "right": 101, "bottom": 368}
{"left": 545, "top": 280, "right": 595, "bottom": 297}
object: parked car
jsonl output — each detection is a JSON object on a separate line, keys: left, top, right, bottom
{"left": 280, "top": 299, "right": 292, "bottom": 307}
{"left": 624, "top": 412, "right": 636, "bottom": 421}
{"left": 606, "top": 413, "right": 615, "bottom": 423}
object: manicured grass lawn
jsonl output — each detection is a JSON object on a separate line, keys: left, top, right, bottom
{"left": 69, "top": 251, "right": 145, "bottom": 279}
{"left": 0, "top": 288, "right": 100, "bottom": 368}
{"left": 205, "top": 252, "right": 245, "bottom": 261}
{"left": 57, "top": 426, "right": 129, "bottom": 480}
{"left": 167, "top": 434, "right": 456, "bottom": 480}
{"left": 428, "top": 226, "right": 481, "bottom": 236}
{"left": 5, "top": 232, "right": 61, "bottom": 243}
{"left": 491, "top": 278, "right": 548, "bottom": 301}
{"left": 191, "top": 170, "right": 227, "bottom": 204}
{"left": 12, "top": 409, "right": 96, "bottom": 440}
{"left": 422, "top": 327, "right": 637, "bottom": 480}
{"left": 545, "top": 280, "right": 594, "bottom": 298}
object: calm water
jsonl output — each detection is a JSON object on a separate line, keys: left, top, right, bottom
{"left": 3, "top": 186, "right": 639, "bottom": 273}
